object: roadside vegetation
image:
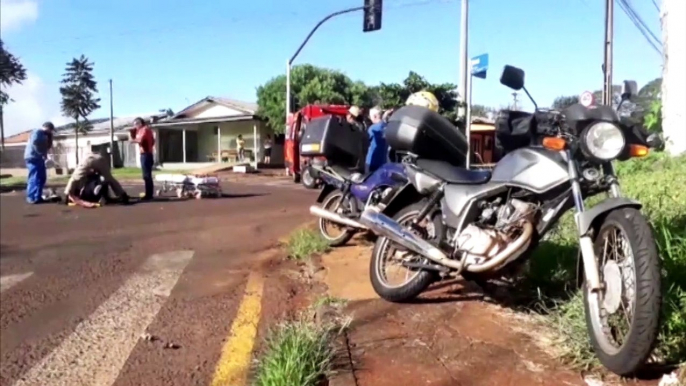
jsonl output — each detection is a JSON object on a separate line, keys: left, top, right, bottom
{"left": 252, "top": 316, "right": 336, "bottom": 386}
{"left": 286, "top": 228, "right": 330, "bottom": 260}
{"left": 523, "top": 152, "right": 686, "bottom": 370}
{"left": 252, "top": 296, "right": 350, "bottom": 386}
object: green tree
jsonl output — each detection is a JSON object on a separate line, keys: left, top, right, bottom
{"left": 643, "top": 99, "right": 662, "bottom": 133}
{"left": 256, "top": 64, "right": 373, "bottom": 133}
{"left": 0, "top": 39, "right": 28, "bottom": 151}
{"left": 374, "top": 71, "right": 459, "bottom": 122}
{"left": 552, "top": 95, "right": 579, "bottom": 110}
{"left": 59, "top": 55, "right": 101, "bottom": 164}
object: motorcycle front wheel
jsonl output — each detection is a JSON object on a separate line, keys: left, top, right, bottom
{"left": 583, "top": 207, "right": 662, "bottom": 376}
{"left": 369, "top": 200, "right": 436, "bottom": 303}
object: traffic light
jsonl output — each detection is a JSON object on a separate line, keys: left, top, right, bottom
{"left": 363, "top": 0, "right": 382, "bottom": 32}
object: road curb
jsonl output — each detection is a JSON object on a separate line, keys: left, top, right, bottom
{"left": 315, "top": 304, "right": 357, "bottom": 386}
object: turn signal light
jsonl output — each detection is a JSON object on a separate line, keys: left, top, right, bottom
{"left": 542, "top": 137, "right": 567, "bottom": 151}
{"left": 629, "top": 144, "right": 649, "bottom": 158}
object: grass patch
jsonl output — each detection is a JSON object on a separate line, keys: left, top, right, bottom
{"left": 286, "top": 229, "right": 329, "bottom": 260}
{"left": 252, "top": 315, "right": 338, "bottom": 386}
{"left": 522, "top": 152, "right": 686, "bottom": 369}
{"left": 312, "top": 295, "right": 348, "bottom": 309}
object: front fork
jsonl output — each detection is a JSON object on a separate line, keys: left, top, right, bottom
{"left": 569, "top": 155, "right": 621, "bottom": 293}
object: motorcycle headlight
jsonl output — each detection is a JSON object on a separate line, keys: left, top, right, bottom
{"left": 581, "top": 122, "right": 625, "bottom": 161}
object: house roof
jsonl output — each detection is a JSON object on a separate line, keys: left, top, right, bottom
{"left": 53, "top": 112, "right": 172, "bottom": 137}
{"left": 4, "top": 130, "right": 33, "bottom": 144}
{"left": 172, "top": 96, "right": 258, "bottom": 119}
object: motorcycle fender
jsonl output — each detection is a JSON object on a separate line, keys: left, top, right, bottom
{"left": 316, "top": 184, "right": 337, "bottom": 203}
{"left": 381, "top": 183, "right": 422, "bottom": 216}
{"left": 577, "top": 197, "right": 642, "bottom": 236}
{"left": 574, "top": 198, "right": 642, "bottom": 288}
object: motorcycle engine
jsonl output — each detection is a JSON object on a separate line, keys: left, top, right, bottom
{"left": 454, "top": 198, "right": 536, "bottom": 266}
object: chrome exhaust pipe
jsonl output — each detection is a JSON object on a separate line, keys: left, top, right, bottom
{"left": 309, "top": 206, "right": 366, "bottom": 229}
{"left": 359, "top": 209, "right": 454, "bottom": 266}
{"left": 358, "top": 209, "right": 535, "bottom": 272}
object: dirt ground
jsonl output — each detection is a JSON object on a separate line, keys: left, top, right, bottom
{"left": 0, "top": 178, "right": 318, "bottom": 386}
{"left": 319, "top": 242, "right": 663, "bottom": 386}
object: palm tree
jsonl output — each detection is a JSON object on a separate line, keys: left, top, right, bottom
{"left": 59, "top": 55, "right": 101, "bottom": 164}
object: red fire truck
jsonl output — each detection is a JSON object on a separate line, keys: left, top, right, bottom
{"left": 284, "top": 104, "right": 351, "bottom": 189}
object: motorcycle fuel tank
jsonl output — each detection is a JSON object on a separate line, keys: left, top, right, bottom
{"left": 350, "top": 162, "right": 407, "bottom": 202}
{"left": 490, "top": 147, "right": 570, "bottom": 193}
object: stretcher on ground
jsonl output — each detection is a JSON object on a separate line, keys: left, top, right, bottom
{"left": 154, "top": 174, "right": 222, "bottom": 199}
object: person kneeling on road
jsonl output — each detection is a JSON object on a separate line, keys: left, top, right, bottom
{"left": 64, "top": 153, "right": 130, "bottom": 208}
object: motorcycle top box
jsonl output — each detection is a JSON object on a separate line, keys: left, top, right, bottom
{"left": 385, "top": 105, "right": 468, "bottom": 167}
{"left": 299, "top": 115, "right": 367, "bottom": 170}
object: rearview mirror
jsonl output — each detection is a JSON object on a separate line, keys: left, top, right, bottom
{"left": 621, "top": 80, "right": 638, "bottom": 100}
{"left": 500, "top": 65, "right": 525, "bottom": 91}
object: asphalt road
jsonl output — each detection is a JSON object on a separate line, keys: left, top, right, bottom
{"left": 0, "top": 179, "right": 317, "bottom": 386}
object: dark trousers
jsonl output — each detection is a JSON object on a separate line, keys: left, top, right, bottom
{"left": 140, "top": 153, "right": 154, "bottom": 199}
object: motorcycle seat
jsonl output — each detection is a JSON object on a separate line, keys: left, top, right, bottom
{"left": 350, "top": 172, "right": 372, "bottom": 184}
{"left": 329, "top": 165, "right": 370, "bottom": 182}
{"left": 416, "top": 159, "right": 491, "bottom": 184}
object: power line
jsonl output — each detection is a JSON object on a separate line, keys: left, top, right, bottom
{"left": 650, "top": 0, "right": 660, "bottom": 12}
{"left": 616, "top": 0, "right": 662, "bottom": 55}
{"left": 622, "top": 0, "right": 661, "bottom": 44}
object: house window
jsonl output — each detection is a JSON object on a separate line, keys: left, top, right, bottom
{"left": 485, "top": 137, "right": 492, "bottom": 151}
{"left": 213, "top": 126, "right": 219, "bottom": 135}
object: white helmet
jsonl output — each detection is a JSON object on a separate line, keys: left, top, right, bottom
{"left": 406, "top": 91, "right": 439, "bottom": 112}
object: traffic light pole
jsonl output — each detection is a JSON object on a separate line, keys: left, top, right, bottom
{"left": 285, "top": 5, "right": 366, "bottom": 122}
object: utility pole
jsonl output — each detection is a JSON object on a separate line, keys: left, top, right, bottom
{"left": 458, "top": 0, "right": 469, "bottom": 119}
{"left": 602, "top": 0, "right": 614, "bottom": 106}
{"left": 511, "top": 92, "right": 519, "bottom": 110}
{"left": 109, "top": 79, "right": 114, "bottom": 168}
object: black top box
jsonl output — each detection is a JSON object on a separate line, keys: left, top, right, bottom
{"left": 300, "top": 115, "right": 368, "bottom": 170}
{"left": 385, "top": 105, "right": 468, "bottom": 167}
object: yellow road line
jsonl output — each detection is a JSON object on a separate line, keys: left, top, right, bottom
{"left": 210, "top": 271, "right": 265, "bottom": 386}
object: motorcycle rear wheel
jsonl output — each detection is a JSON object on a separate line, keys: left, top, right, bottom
{"left": 583, "top": 207, "right": 661, "bottom": 376}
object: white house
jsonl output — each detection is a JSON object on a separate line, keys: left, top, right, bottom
{"left": 149, "top": 96, "right": 283, "bottom": 170}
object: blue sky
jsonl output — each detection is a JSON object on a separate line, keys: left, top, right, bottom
{"left": 2, "top": 0, "right": 663, "bottom": 135}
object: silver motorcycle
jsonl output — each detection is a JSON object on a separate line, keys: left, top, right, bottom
{"left": 359, "top": 65, "right": 662, "bottom": 376}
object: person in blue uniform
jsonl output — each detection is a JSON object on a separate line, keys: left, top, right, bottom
{"left": 24, "top": 122, "right": 55, "bottom": 204}
{"left": 365, "top": 107, "right": 388, "bottom": 174}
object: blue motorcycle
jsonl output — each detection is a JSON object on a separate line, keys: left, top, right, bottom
{"left": 309, "top": 162, "right": 407, "bottom": 246}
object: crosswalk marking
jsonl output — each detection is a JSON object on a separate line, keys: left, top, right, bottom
{"left": 0, "top": 272, "right": 33, "bottom": 293}
{"left": 12, "top": 251, "right": 194, "bottom": 386}
{"left": 210, "top": 270, "right": 265, "bottom": 386}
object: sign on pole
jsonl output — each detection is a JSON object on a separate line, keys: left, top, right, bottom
{"left": 579, "top": 91, "right": 595, "bottom": 107}
{"left": 470, "top": 53, "right": 489, "bottom": 79}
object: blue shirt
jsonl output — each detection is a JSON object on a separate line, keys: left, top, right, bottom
{"left": 366, "top": 122, "right": 388, "bottom": 172}
{"left": 24, "top": 129, "right": 51, "bottom": 161}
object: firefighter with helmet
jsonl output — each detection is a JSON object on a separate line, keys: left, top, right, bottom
{"left": 405, "top": 90, "right": 440, "bottom": 112}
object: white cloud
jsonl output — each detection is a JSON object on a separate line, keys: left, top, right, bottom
{"left": 0, "top": 0, "right": 38, "bottom": 33}
{"left": 3, "top": 72, "right": 70, "bottom": 135}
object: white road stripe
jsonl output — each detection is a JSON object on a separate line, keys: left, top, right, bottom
{"left": 12, "top": 250, "right": 194, "bottom": 386}
{"left": 0, "top": 272, "right": 33, "bottom": 293}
